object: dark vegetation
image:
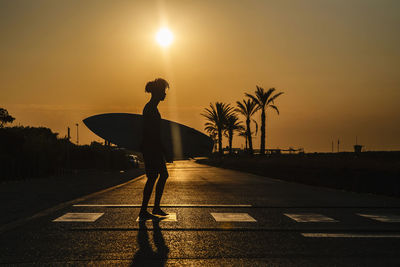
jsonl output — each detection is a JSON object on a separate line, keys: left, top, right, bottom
{"left": 0, "top": 126, "right": 132, "bottom": 182}
{"left": 0, "top": 108, "right": 15, "bottom": 127}
{"left": 197, "top": 152, "right": 400, "bottom": 198}
{"left": 202, "top": 86, "right": 284, "bottom": 156}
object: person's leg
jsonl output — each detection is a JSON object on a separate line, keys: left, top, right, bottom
{"left": 153, "top": 169, "right": 169, "bottom": 216}
{"left": 139, "top": 172, "right": 158, "bottom": 217}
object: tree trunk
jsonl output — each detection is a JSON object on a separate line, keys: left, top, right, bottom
{"left": 218, "top": 128, "right": 223, "bottom": 156}
{"left": 246, "top": 118, "right": 253, "bottom": 154}
{"left": 260, "top": 108, "right": 265, "bottom": 154}
{"left": 229, "top": 129, "right": 233, "bottom": 155}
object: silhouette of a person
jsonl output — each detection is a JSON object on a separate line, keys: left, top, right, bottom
{"left": 139, "top": 78, "right": 172, "bottom": 219}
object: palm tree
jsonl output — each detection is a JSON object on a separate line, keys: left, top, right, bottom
{"left": 238, "top": 130, "right": 248, "bottom": 151}
{"left": 224, "top": 114, "right": 244, "bottom": 155}
{"left": 201, "top": 102, "right": 234, "bottom": 155}
{"left": 246, "top": 86, "right": 283, "bottom": 155}
{"left": 239, "top": 127, "right": 259, "bottom": 150}
{"left": 204, "top": 123, "right": 218, "bottom": 152}
{"left": 235, "top": 99, "right": 258, "bottom": 154}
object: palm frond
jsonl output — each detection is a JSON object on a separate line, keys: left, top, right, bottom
{"left": 267, "top": 91, "right": 284, "bottom": 105}
{"left": 238, "top": 131, "right": 247, "bottom": 138}
{"left": 236, "top": 98, "right": 259, "bottom": 119}
{"left": 202, "top": 102, "right": 235, "bottom": 131}
{"left": 252, "top": 119, "right": 258, "bottom": 135}
{"left": 235, "top": 101, "right": 246, "bottom": 116}
{"left": 269, "top": 105, "right": 280, "bottom": 115}
{"left": 225, "top": 114, "right": 244, "bottom": 131}
{"left": 245, "top": 93, "right": 260, "bottom": 107}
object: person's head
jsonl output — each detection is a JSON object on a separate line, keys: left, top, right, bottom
{"left": 145, "top": 78, "right": 169, "bottom": 101}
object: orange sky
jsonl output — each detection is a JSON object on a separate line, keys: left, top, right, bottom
{"left": 1, "top": 0, "right": 399, "bottom": 152}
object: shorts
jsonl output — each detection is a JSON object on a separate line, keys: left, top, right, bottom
{"left": 142, "top": 150, "right": 168, "bottom": 177}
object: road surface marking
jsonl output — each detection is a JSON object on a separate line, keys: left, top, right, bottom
{"left": 211, "top": 213, "right": 257, "bottom": 222}
{"left": 53, "top": 213, "right": 104, "bottom": 222}
{"left": 73, "top": 204, "right": 252, "bottom": 208}
{"left": 357, "top": 214, "right": 400, "bottom": 222}
{"left": 136, "top": 213, "right": 177, "bottom": 222}
{"left": 302, "top": 233, "right": 400, "bottom": 238}
{"left": 284, "top": 213, "right": 338, "bottom": 222}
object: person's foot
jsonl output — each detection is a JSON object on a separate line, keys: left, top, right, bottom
{"left": 152, "top": 208, "right": 169, "bottom": 216}
{"left": 138, "top": 210, "right": 160, "bottom": 221}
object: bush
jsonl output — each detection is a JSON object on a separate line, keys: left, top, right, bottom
{"left": 196, "top": 153, "right": 400, "bottom": 197}
{"left": 0, "top": 126, "right": 131, "bottom": 181}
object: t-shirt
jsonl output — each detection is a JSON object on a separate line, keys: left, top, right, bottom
{"left": 141, "top": 102, "right": 163, "bottom": 153}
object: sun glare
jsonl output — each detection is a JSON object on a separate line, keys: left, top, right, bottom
{"left": 156, "top": 27, "right": 174, "bottom": 47}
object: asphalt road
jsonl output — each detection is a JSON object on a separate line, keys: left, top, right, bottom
{"left": 1, "top": 160, "right": 400, "bottom": 266}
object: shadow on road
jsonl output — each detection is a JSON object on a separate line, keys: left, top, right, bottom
{"left": 131, "top": 219, "right": 169, "bottom": 266}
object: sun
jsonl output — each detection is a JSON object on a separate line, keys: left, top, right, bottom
{"left": 156, "top": 27, "right": 174, "bottom": 47}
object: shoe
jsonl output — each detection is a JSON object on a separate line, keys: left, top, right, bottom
{"left": 152, "top": 208, "right": 169, "bottom": 217}
{"left": 139, "top": 210, "right": 160, "bottom": 221}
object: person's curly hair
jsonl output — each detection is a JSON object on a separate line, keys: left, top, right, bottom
{"left": 145, "top": 78, "right": 169, "bottom": 94}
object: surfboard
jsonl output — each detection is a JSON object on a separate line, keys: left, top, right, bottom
{"left": 83, "top": 113, "right": 214, "bottom": 159}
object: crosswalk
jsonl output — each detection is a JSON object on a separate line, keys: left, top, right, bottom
{"left": 53, "top": 207, "right": 400, "bottom": 225}
{"left": 52, "top": 207, "right": 400, "bottom": 239}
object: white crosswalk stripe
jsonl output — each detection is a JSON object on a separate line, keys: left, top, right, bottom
{"left": 211, "top": 213, "right": 257, "bottom": 222}
{"left": 302, "top": 233, "right": 400, "bottom": 238}
{"left": 357, "top": 214, "right": 400, "bottom": 222}
{"left": 284, "top": 213, "right": 338, "bottom": 222}
{"left": 53, "top": 213, "right": 104, "bottom": 222}
{"left": 136, "top": 213, "right": 177, "bottom": 222}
